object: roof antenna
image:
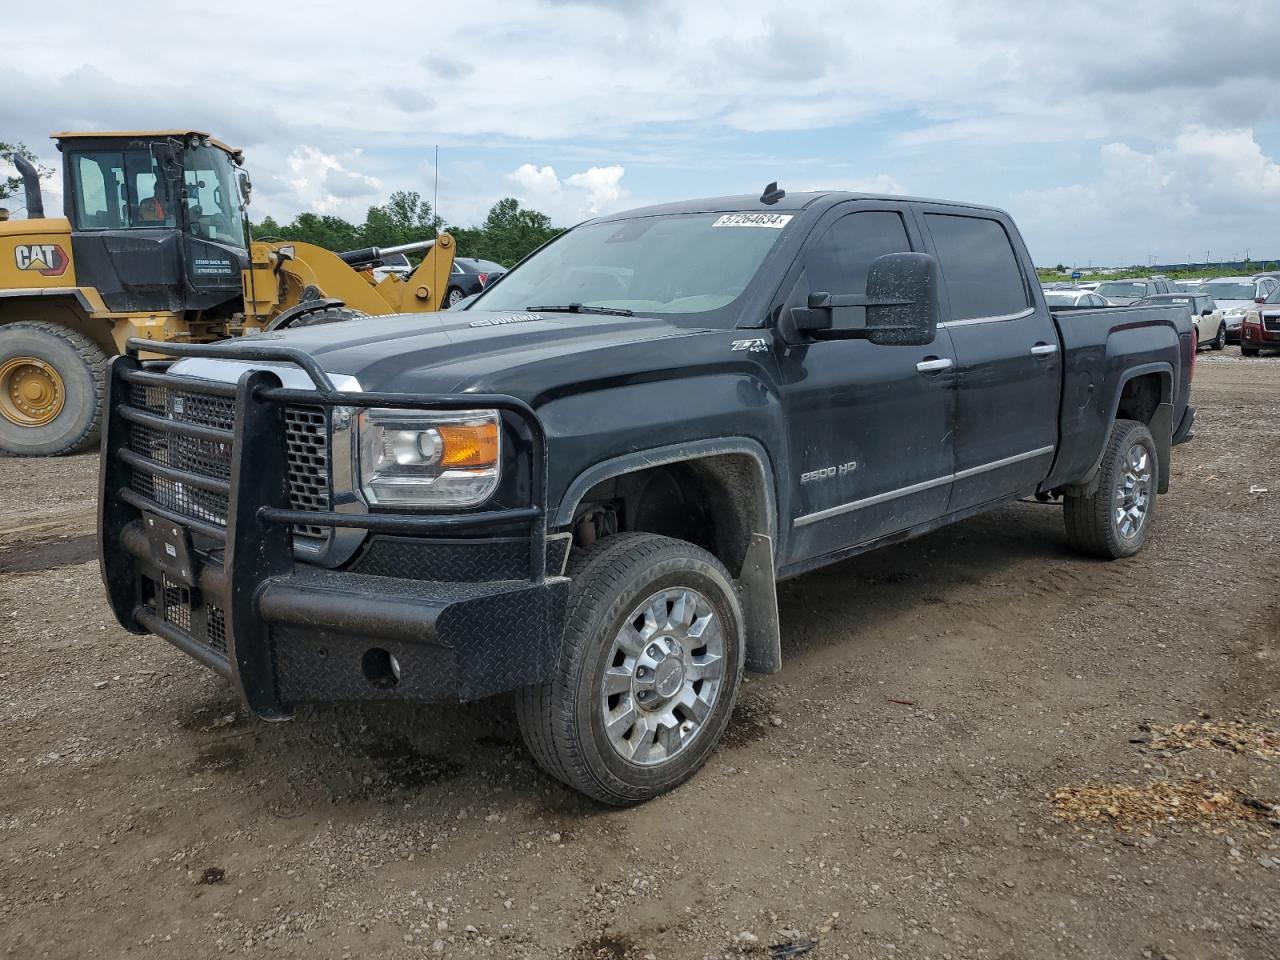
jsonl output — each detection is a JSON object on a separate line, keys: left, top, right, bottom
{"left": 760, "top": 181, "right": 785, "bottom": 205}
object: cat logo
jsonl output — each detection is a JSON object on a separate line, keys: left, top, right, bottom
{"left": 13, "top": 243, "right": 70, "bottom": 278}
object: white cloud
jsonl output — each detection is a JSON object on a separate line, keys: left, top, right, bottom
{"left": 801, "top": 174, "right": 907, "bottom": 196}
{"left": 269, "top": 146, "right": 381, "bottom": 219}
{"left": 507, "top": 163, "right": 629, "bottom": 222}
{"left": 1012, "top": 126, "right": 1280, "bottom": 264}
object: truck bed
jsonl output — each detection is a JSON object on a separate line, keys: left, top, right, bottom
{"left": 1042, "top": 303, "right": 1195, "bottom": 494}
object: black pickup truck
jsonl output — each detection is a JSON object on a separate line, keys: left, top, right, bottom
{"left": 98, "top": 188, "right": 1196, "bottom": 805}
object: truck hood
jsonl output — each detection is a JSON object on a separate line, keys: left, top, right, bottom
{"left": 202, "top": 310, "right": 718, "bottom": 399}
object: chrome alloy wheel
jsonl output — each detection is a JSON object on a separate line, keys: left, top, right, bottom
{"left": 600, "top": 587, "right": 725, "bottom": 766}
{"left": 1114, "top": 441, "right": 1153, "bottom": 540}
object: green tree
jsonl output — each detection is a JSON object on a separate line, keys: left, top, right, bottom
{"left": 252, "top": 195, "right": 562, "bottom": 268}
{"left": 361, "top": 191, "right": 442, "bottom": 249}
{"left": 457, "top": 198, "right": 561, "bottom": 266}
{"left": 1, "top": 141, "right": 53, "bottom": 213}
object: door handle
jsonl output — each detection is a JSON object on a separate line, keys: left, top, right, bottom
{"left": 1030, "top": 343, "right": 1058, "bottom": 357}
{"left": 915, "top": 357, "right": 953, "bottom": 373}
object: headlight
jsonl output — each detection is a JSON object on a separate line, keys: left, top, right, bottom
{"left": 357, "top": 408, "right": 501, "bottom": 507}
{"left": 1226, "top": 306, "right": 1247, "bottom": 316}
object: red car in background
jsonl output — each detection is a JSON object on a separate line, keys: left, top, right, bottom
{"left": 1241, "top": 287, "right": 1280, "bottom": 356}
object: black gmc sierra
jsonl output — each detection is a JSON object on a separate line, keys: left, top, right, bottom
{"left": 99, "top": 188, "right": 1196, "bottom": 805}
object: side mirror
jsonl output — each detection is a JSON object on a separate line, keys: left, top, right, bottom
{"left": 1201, "top": 308, "right": 1212, "bottom": 316}
{"left": 788, "top": 252, "right": 940, "bottom": 346}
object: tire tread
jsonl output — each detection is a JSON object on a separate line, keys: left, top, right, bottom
{"left": 0, "top": 320, "right": 108, "bottom": 456}
{"left": 516, "top": 533, "right": 743, "bottom": 806}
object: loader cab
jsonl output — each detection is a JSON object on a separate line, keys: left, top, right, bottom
{"left": 55, "top": 130, "right": 249, "bottom": 314}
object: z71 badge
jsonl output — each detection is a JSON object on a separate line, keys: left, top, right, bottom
{"left": 13, "top": 243, "right": 70, "bottom": 278}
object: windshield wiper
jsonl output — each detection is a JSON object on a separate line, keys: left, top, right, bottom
{"left": 527, "top": 303, "right": 635, "bottom": 317}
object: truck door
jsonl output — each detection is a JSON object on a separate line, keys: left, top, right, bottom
{"left": 776, "top": 203, "right": 958, "bottom": 567}
{"left": 916, "top": 209, "right": 1060, "bottom": 512}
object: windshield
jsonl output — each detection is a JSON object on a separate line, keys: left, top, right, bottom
{"left": 468, "top": 212, "right": 793, "bottom": 319}
{"left": 1095, "top": 281, "right": 1147, "bottom": 297}
{"left": 1044, "top": 292, "right": 1081, "bottom": 306}
{"left": 184, "top": 144, "right": 248, "bottom": 248}
{"left": 1200, "top": 282, "right": 1256, "bottom": 300}
{"left": 1266, "top": 287, "right": 1280, "bottom": 304}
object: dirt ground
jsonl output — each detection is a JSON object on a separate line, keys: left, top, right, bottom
{"left": 2, "top": 353, "right": 1278, "bottom": 960}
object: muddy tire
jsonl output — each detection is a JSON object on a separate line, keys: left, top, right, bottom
{"left": 1063, "top": 419, "right": 1158, "bottom": 559}
{"left": 516, "top": 533, "right": 745, "bottom": 806}
{"left": 0, "top": 321, "right": 108, "bottom": 457}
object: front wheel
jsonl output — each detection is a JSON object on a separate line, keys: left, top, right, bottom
{"left": 1212, "top": 322, "right": 1226, "bottom": 351}
{"left": 1241, "top": 344, "right": 1260, "bottom": 357}
{"left": 516, "top": 533, "right": 744, "bottom": 805}
{"left": 1063, "top": 419, "right": 1158, "bottom": 559}
{"left": 446, "top": 287, "right": 464, "bottom": 308}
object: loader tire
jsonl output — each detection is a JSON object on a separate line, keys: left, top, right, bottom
{"left": 0, "top": 321, "right": 108, "bottom": 457}
{"left": 286, "top": 306, "right": 368, "bottom": 329}
{"left": 1063, "top": 419, "right": 1157, "bottom": 559}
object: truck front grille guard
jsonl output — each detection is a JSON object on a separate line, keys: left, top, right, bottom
{"left": 99, "top": 338, "right": 550, "bottom": 718}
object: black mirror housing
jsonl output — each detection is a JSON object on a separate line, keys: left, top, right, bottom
{"left": 864, "top": 252, "right": 940, "bottom": 346}
{"left": 787, "top": 252, "right": 940, "bottom": 346}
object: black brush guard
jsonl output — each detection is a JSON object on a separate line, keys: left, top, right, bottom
{"left": 99, "top": 338, "right": 568, "bottom": 719}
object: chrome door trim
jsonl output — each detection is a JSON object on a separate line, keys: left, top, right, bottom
{"left": 915, "top": 357, "right": 954, "bottom": 373}
{"left": 938, "top": 307, "right": 1035, "bottom": 328}
{"left": 1030, "top": 343, "right": 1059, "bottom": 356}
{"left": 793, "top": 445, "right": 1055, "bottom": 527}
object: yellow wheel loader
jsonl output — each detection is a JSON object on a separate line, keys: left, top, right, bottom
{"left": 0, "top": 130, "right": 455, "bottom": 456}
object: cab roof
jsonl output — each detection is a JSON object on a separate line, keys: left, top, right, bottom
{"left": 51, "top": 130, "right": 242, "bottom": 157}
{"left": 589, "top": 190, "right": 1010, "bottom": 225}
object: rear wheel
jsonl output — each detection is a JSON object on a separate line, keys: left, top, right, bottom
{"left": 446, "top": 287, "right": 464, "bottom": 308}
{"left": 1063, "top": 419, "right": 1158, "bottom": 559}
{"left": 516, "top": 533, "right": 744, "bottom": 805}
{"left": 0, "top": 321, "right": 108, "bottom": 456}
{"left": 1212, "top": 322, "right": 1226, "bottom": 351}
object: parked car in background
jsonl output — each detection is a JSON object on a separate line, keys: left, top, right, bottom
{"left": 1095, "top": 277, "right": 1179, "bottom": 305}
{"left": 1076, "top": 281, "right": 1100, "bottom": 291}
{"left": 1197, "top": 276, "right": 1280, "bottom": 343}
{"left": 1241, "top": 286, "right": 1280, "bottom": 356}
{"left": 371, "top": 253, "right": 412, "bottom": 283}
{"left": 445, "top": 258, "right": 508, "bottom": 308}
{"left": 1137, "top": 293, "right": 1226, "bottom": 350}
{"left": 1176, "top": 279, "right": 1206, "bottom": 291}
{"left": 1044, "top": 289, "right": 1109, "bottom": 308}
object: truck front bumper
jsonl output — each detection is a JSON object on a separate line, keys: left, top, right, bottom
{"left": 99, "top": 340, "right": 566, "bottom": 719}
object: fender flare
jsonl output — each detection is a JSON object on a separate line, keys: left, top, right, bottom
{"left": 554, "top": 436, "right": 784, "bottom": 674}
{"left": 1080, "top": 361, "right": 1175, "bottom": 496}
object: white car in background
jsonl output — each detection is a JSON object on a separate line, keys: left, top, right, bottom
{"left": 1043, "top": 289, "right": 1110, "bottom": 308}
{"left": 371, "top": 253, "right": 413, "bottom": 283}
{"left": 1197, "top": 276, "right": 1280, "bottom": 343}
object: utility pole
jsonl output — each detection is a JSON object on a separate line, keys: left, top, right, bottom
{"left": 433, "top": 145, "right": 439, "bottom": 225}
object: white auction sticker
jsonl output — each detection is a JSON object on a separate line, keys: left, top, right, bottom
{"left": 712, "top": 213, "right": 793, "bottom": 228}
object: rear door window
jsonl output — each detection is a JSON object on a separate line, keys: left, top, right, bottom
{"left": 924, "top": 214, "right": 1030, "bottom": 321}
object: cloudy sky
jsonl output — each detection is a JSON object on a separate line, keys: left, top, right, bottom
{"left": 4, "top": 0, "right": 1280, "bottom": 265}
